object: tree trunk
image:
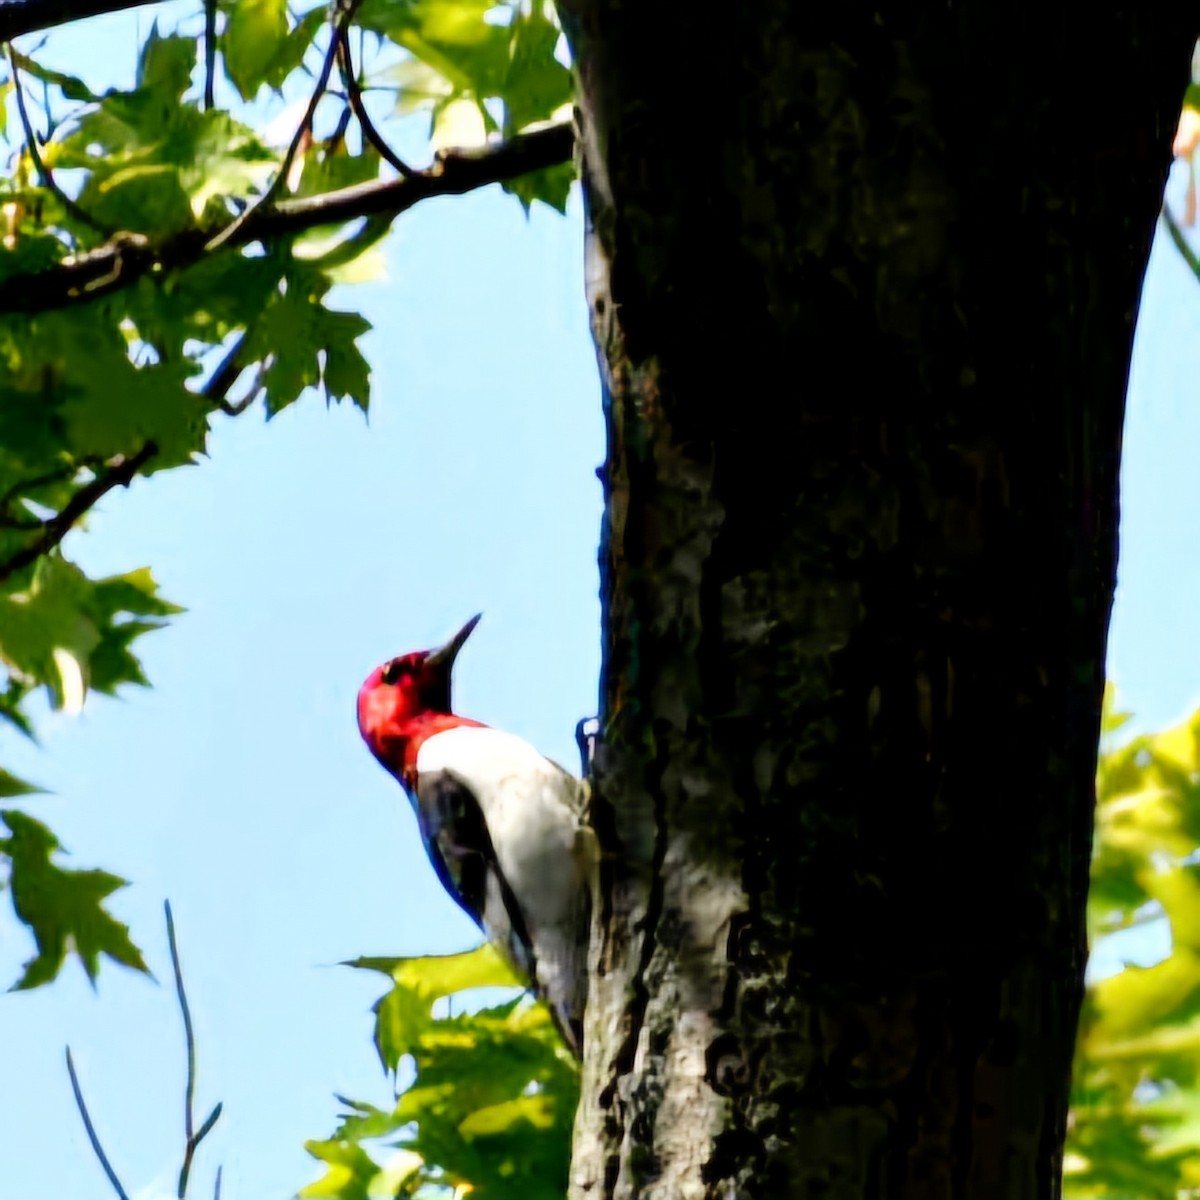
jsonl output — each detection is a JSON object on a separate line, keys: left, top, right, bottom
{"left": 559, "top": 6, "right": 1196, "bottom": 1197}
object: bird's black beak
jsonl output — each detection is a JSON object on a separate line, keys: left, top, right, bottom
{"left": 426, "top": 613, "right": 482, "bottom": 672}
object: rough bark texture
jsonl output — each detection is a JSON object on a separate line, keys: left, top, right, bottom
{"left": 559, "top": 6, "right": 1196, "bottom": 1199}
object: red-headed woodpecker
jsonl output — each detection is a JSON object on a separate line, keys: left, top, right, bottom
{"left": 357, "top": 615, "right": 591, "bottom": 1057}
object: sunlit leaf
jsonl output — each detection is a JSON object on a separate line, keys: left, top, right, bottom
{"left": 224, "top": 0, "right": 290, "bottom": 100}
{"left": 299, "top": 1139, "right": 384, "bottom": 1200}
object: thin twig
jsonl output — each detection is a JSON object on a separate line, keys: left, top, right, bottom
{"left": 203, "top": 332, "right": 250, "bottom": 411}
{"left": 65, "top": 1048, "right": 131, "bottom": 1200}
{"left": 222, "top": 358, "right": 269, "bottom": 415}
{"left": 213, "top": 1166, "right": 223, "bottom": 1200}
{"left": 6, "top": 43, "right": 114, "bottom": 236}
{"left": 0, "top": 0, "right": 149, "bottom": 41}
{"left": 1162, "top": 200, "right": 1200, "bottom": 280}
{"left": 336, "top": 25, "right": 413, "bottom": 176}
{"left": 328, "top": 99, "right": 353, "bottom": 152}
{"left": 167, "top": 901, "right": 223, "bottom": 1198}
{"left": 0, "top": 121, "right": 575, "bottom": 314}
{"left": 0, "top": 442, "right": 157, "bottom": 584}
{"left": 166, "top": 901, "right": 198, "bottom": 1194}
{"left": 0, "top": 459, "right": 77, "bottom": 510}
{"left": 203, "top": 0, "right": 217, "bottom": 109}
{"left": 0, "top": 513, "right": 43, "bottom": 529}
{"left": 203, "top": 333, "right": 268, "bottom": 416}
{"left": 205, "top": 1, "right": 358, "bottom": 254}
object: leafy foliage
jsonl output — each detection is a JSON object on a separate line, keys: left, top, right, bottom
{"left": 302, "top": 945, "right": 579, "bottom": 1199}
{"left": 1065, "top": 692, "right": 1200, "bottom": 1197}
{"left": 0, "top": 0, "right": 574, "bottom": 988}
{"left": 292, "top": 693, "right": 1200, "bottom": 1199}
{"left": 0, "top": 809, "right": 147, "bottom": 989}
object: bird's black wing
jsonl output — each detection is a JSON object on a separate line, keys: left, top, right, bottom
{"left": 413, "top": 770, "right": 538, "bottom": 986}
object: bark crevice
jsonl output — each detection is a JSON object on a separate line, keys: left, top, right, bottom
{"left": 563, "top": 3, "right": 1196, "bottom": 1196}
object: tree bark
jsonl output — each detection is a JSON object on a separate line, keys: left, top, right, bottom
{"left": 560, "top": 5, "right": 1196, "bottom": 1198}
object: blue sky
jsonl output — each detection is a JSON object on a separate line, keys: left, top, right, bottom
{"left": 0, "top": 9, "right": 1198, "bottom": 1199}
{"left": 1, "top": 10, "right": 601, "bottom": 1196}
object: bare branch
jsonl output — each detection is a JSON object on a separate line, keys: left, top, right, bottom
{"left": 61, "top": 907, "right": 225, "bottom": 1200}
{"left": 166, "top": 901, "right": 223, "bottom": 1198}
{"left": 166, "top": 900, "right": 198, "bottom": 1195}
{"left": 0, "top": 511, "right": 43, "bottom": 530}
{"left": 203, "top": 0, "right": 216, "bottom": 110}
{"left": 0, "top": 441, "right": 157, "bottom": 584}
{"left": 0, "top": 459, "right": 76, "bottom": 510}
{"left": 0, "top": 121, "right": 575, "bottom": 315}
{"left": 65, "top": 1047, "right": 131, "bottom": 1200}
{"left": 205, "top": 1, "right": 357, "bottom": 255}
{"left": 201, "top": 333, "right": 269, "bottom": 415}
{"left": 203, "top": 332, "right": 249, "bottom": 411}
{"left": 336, "top": 24, "right": 414, "bottom": 176}
{"left": 1162, "top": 201, "right": 1200, "bottom": 280}
{"left": 0, "top": 0, "right": 151, "bottom": 42}
{"left": 6, "top": 43, "right": 114, "bottom": 236}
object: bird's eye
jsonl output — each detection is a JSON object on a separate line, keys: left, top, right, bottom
{"left": 381, "top": 661, "right": 406, "bottom": 685}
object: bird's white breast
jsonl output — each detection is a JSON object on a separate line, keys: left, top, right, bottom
{"left": 415, "top": 725, "right": 586, "bottom": 925}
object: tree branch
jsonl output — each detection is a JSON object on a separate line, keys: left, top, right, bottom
{"left": 1162, "top": 200, "right": 1200, "bottom": 280}
{"left": 202, "top": 0, "right": 216, "bottom": 110}
{"left": 0, "top": 120, "right": 575, "bottom": 315}
{"left": 6, "top": 43, "right": 114, "bottom": 236}
{"left": 204, "top": 3, "right": 353, "bottom": 255}
{"left": 0, "top": 0, "right": 151, "bottom": 41}
{"left": 336, "top": 24, "right": 413, "bottom": 176}
{"left": 167, "top": 901, "right": 223, "bottom": 1199}
{"left": 65, "top": 1047, "right": 131, "bottom": 1200}
{"left": 0, "top": 442, "right": 156, "bottom": 584}
{"left": 202, "top": 333, "right": 264, "bottom": 415}
{"left": 0, "top": 459, "right": 76, "bottom": 511}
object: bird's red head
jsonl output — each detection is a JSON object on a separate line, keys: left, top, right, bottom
{"left": 357, "top": 614, "right": 482, "bottom": 779}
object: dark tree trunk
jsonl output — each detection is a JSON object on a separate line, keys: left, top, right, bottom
{"left": 559, "top": 5, "right": 1196, "bottom": 1197}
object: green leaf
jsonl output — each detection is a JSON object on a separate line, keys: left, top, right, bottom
{"left": 1071, "top": 691, "right": 1200, "bottom": 1198}
{"left": 346, "top": 943, "right": 523, "bottom": 995}
{"left": 137, "top": 27, "right": 197, "bottom": 100}
{"left": 90, "top": 567, "right": 185, "bottom": 621}
{"left": 290, "top": 144, "right": 382, "bottom": 201}
{"left": 224, "top": 0, "right": 291, "bottom": 101}
{"left": 0, "top": 679, "right": 35, "bottom": 740}
{"left": 319, "top": 310, "right": 372, "bottom": 410}
{"left": 63, "top": 102, "right": 274, "bottom": 234}
{"left": 327, "top": 1096, "right": 407, "bottom": 1143}
{"left": 503, "top": 5, "right": 572, "bottom": 136}
{"left": 242, "top": 272, "right": 372, "bottom": 416}
{"left": 370, "top": 971, "right": 430, "bottom": 1073}
{"left": 0, "top": 810, "right": 148, "bottom": 989}
{"left": 178, "top": 110, "right": 276, "bottom": 220}
{"left": 25, "top": 306, "right": 210, "bottom": 468}
{"left": 86, "top": 164, "right": 195, "bottom": 234}
{"left": 7, "top": 50, "right": 97, "bottom": 103}
{"left": 458, "top": 1091, "right": 559, "bottom": 1136}
{"left": 313, "top": 945, "right": 579, "bottom": 1199}
{"left": 504, "top": 160, "right": 573, "bottom": 214}
{"left": 261, "top": 6, "right": 329, "bottom": 93}
{"left": 0, "top": 557, "right": 179, "bottom": 709}
{"left": 0, "top": 229, "right": 69, "bottom": 286}
{"left": 0, "top": 768, "right": 42, "bottom": 799}
{"left": 299, "top": 1139, "right": 385, "bottom": 1200}
{"left": 360, "top": 0, "right": 510, "bottom": 98}
{"left": 381, "top": 56, "right": 454, "bottom": 117}
{"left": 0, "top": 556, "right": 103, "bottom": 702}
